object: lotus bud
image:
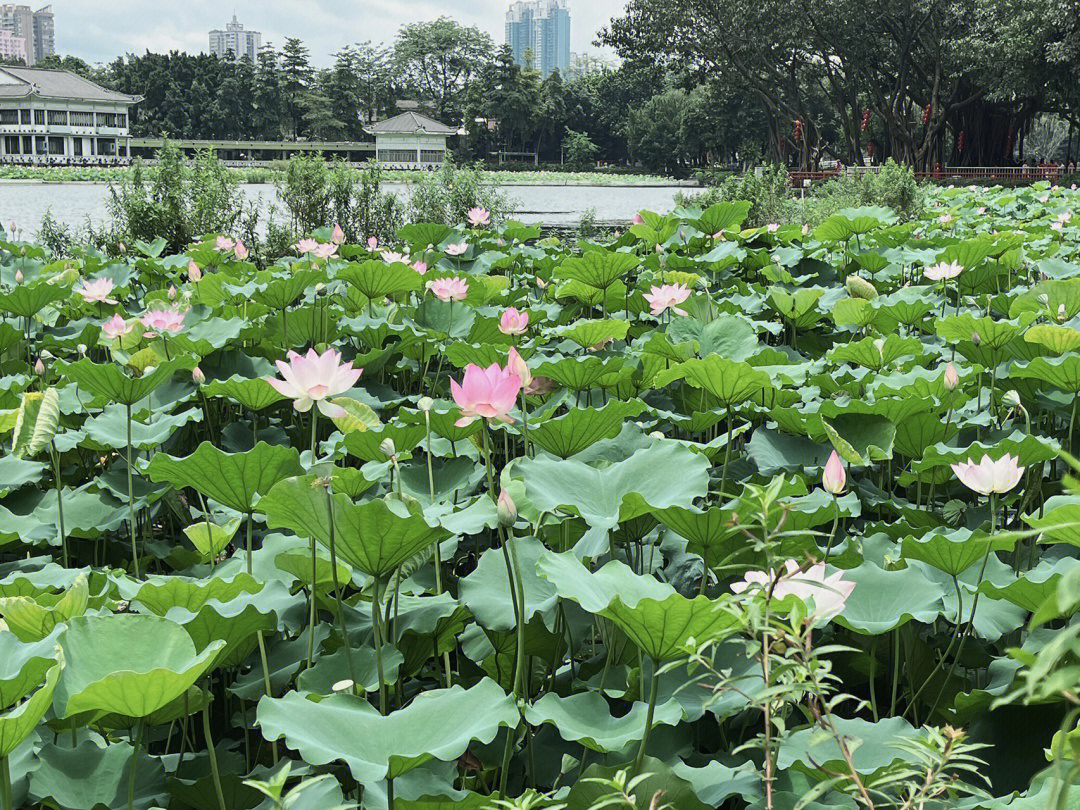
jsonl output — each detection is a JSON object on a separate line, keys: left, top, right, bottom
{"left": 418, "top": 396, "right": 434, "bottom": 412}
{"left": 33, "top": 357, "right": 44, "bottom": 376}
{"left": 873, "top": 338, "right": 885, "bottom": 359}
{"left": 1038, "top": 294, "right": 1050, "bottom": 306}
{"left": 14, "top": 268, "right": 22, "bottom": 283}
{"left": 497, "top": 489, "right": 517, "bottom": 527}
{"left": 943, "top": 363, "right": 959, "bottom": 390}
{"left": 143, "top": 366, "right": 156, "bottom": 376}
{"left": 188, "top": 261, "right": 202, "bottom": 282}
{"left": 1003, "top": 389, "right": 1022, "bottom": 409}
{"left": 331, "top": 679, "right": 354, "bottom": 693}
{"left": 1059, "top": 303, "right": 1067, "bottom": 321}
{"left": 168, "top": 285, "right": 177, "bottom": 300}
{"left": 8, "top": 221, "right": 14, "bottom": 235}
{"left": 367, "top": 236, "right": 378, "bottom": 250}
{"left": 235, "top": 240, "right": 249, "bottom": 261}
{"left": 77, "top": 343, "right": 87, "bottom": 356}
{"left": 192, "top": 366, "right": 206, "bottom": 385}
{"left": 379, "top": 438, "right": 397, "bottom": 458}
{"left": 332, "top": 224, "right": 345, "bottom": 245}
{"left": 845, "top": 274, "right": 878, "bottom": 300}
{"left": 649, "top": 431, "right": 665, "bottom": 439}
{"left": 970, "top": 331, "right": 981, "bottom": 346}
{"left": 822, "top": 450, "right": 846, "bottom": 495}
{"left": 119, "top": 242, "right": 126, "bottom": 254}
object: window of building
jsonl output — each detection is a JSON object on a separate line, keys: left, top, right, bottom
{"left": 34, "top": 135, "right": 46, "bottom": 154}
{"left": 96, "top": 138, "right": 116, "bottom": 156}
{"left": 0, "top": 109, "right": 18, "bottom": 125}
{"left": 419, "top": 150, "right": 445, "bottom": 163}
{"left": 4, "top": 135, "right": 20, "bottom": 154}
{"left": 70, "top": 111, "right": 94, "bottom": 127}
{"left": 48, "top": 136, "right": 64, "bottom": 154}
{"left": 96, "top": 112, "right": 125, "bottom": 128}
{"left": 33, "top": 109, "right": 44, "bottom": 126}
{"left": 377, "top": 149, "right": 417, "bottom": 163}
{"left": 21, "top": 135, "right": 32, "bottom": 154}
{"left": 47, "top": 110, "right": 67, "bottom": 126}
{"left": 19, "top": 109, "right": 29, "bottom": 124}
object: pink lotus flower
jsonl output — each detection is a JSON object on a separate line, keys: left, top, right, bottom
{"left": 427, "top": 277, "right": 469, "bottom": 302}
{"left": 938, "top": 213, "right": 953, "bottom": 225}
{"left": 215, "top": 235, "right": 235, "bottom": 252}
{"left": 14, "top": 269, "right": 22, "bottom": 283}
{"left": 332, "top": 224, "right": 345, "bottom": 245}
{"left": 141, "top": 308, "right": 185, "bottom": 335}
{"left": 732, "top": 559, "right": 855, "bottom": 623}
{"left": 766, "top": 223, "right": 780, "bottom": 233}
{"left": 924, "top": 261, "right": 963, "bottom": 281}
{"left": 102, "top": 313, "right": 134, "bottom": 339}
{"left": 977, "top": 207, "right": 987, "bottom": 215}
{"left": 950, "top": 453, "right": 1025, "bottom": 495}
{"left": 644, "top": 283, "right": 691, "bottom": 317}
{"left": 192, "top": 366, "right": 206, "bottom": 384}
{"left": 266, "top": 347, "right": 363, "bottom": 417}
{"left": 367, "top": 236, "right": 379, "bottom": 250}
{"left": 295, "top": 238, "right": 320, "bottom": 255}
{"left": 499, "top": 307, "right": 529, "bottom": 335}
{"left": 822, "top": 450, "right": 845, "bottom": 494}
{"left": 77, "top": 277, "right": 117, "bottom": 305}
{"left": 943, "top": 362, "right": 959, "bottom": 390}
{"left": 411, "top": 261, "right": 428, "bottom": 275}
{"left": 235, "top": 240, "right": 249, "bottom": 261}
{"left": 381, "top": 251, "right": 406, "bottom": 264}
{"left": 467, "top": 207, "right": 491, "bottom": 227}
{"left": 313, "top": 243, "right": 338, "bottom": 260}
{"left": 450, "top": 362, "right": 521, "bottom": 427}
{"left": 632, "top": 213, "right": 645, "bottom": 225}
{"left": 188, "top": 261, "right": 202, "bottom": 282}
{"left": 504, "top": 346, "right": 550, "bottom": 397}
{"left": 588, "top": 337, "right": 614, "bottom": 352}
{"left": 445, "top": 242, "right": 469, "bottom": 257}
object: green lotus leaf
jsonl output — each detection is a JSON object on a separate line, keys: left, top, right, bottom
{"left": 256, "top": 678, "right": 517, "bottom": 783}
{"left": 827, "top": 334, "right": 922, "bottom": 371}
{"left": 537, "top": 550, "right": 739, "bottom": 660}
{"left": 340, "top": 260, "right": 423, "bottom": 299}
{"left": 11, "top": 387, "right": 59, "bottom": 459}
{"left": 396, "top": 223, "right": 456, "bottom": 252}
{"left": 835, "top": 563, "right": 945, "bottom": 634}
{"left": 28, "top": 738, "right": 166, "bottom": 810}
{"left": 0, "top": 279, "right": 71, "bottom": 319}
{"left": 1025, "top": 496, "right": 1080, "bottom": 547}
{"left": 260, "top": 476, "right": 449, "bottom": 578}
{"left": 777, "top": 715, "right": 923, "bottom": 774}
{"left": 935, "top": 313, "right": 1033, "bottom": 350}
{"left": 568, "top": 755, "right": 710, "bottom": 810}
{"left": 146, "top": 441, "right": 303, "bottom": 513}
{"left": 533, "top": 355, "right": 624, "bottom": 391}
{"left": 182, "top": 517, "right": 242, "bottom": 558}
{"left": 459, "top": 537, "right": 558, "bottom": 631}
{"left": 913, "top": 430, "right": 1058, "bottom": 475}
{"left": 767, "top": 288, "right": 825, "bottom": 329}
{"left": 252, "top": 268, "right": 325, "bottom": 309}
{"left": 0, "top": 653, "right": 62, "bottom": 757}
{"left": 53, "top": 614, "right": 225, "bottom": 718}
{"left": 297, "top": 643, "right": 403, "bottom": 695}
{"left": 894, "top": 411, "right": 959, "bottom": 459}
{"left": 820, "top": 413, "right": 895, "bottom": 465}
{"left": 695, "top": 200, "right": 751, "bottom": 234}
{"left": 129, "top": 572, "right": 264, "bottom": 615}
{"left": 666, "top": 313, "right": 759, "bottom": 361}
{"left": 555, "top": 319, "right": 630, "bottom": 349}
{"left": 553, "top": 249, "right": 640, "bottom": 290}
{"left": 56, "top": 356, "right": 196, "bottom": 406}
{"left": 343, "top": 423, "right": 427, "bottom": 462}
{"left": 0, "top": 573, "right": 88, "bottom": 642}
{"left": 201, "top": 375, "right": 287, "bottom": 411}
{"left": 81, "top": 404, "right": 202, "bottom": 451}
{"left": 526, "top": 400, "right": 645, "bottom": 459}
{"left": 653, "top": 355, "right": 772, "bottom": 407}
{"left": 901, "top": 527, "right": 1016, "bottom": 576}
{"left": 0, "top": 632, "right": 65, "bottom": 709}
{"left": 524, "top": 691, "right": 682, "bottom": 753}
{"left": 1024, "top": 325, "right": 1080, "bottom": 355}
{"left": 1011, "top": 354, "right": 1080, "bottom": 393}
{"left": 167, "top": 593, "right": 290, "bottom": 669}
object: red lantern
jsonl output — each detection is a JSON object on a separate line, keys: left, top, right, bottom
{"left": 922, "top": 104, "right": 931, "bottom": 125}
{"left": 861, "top": 109, "right": 870, "bottom": 131}
{"left": 957, "top": 130, "right": 965, "bottom": 152}
{"left": 867, "top": 141, "right": 875, "bottom": 157}
{"left": 793, "top": 119, "right": 803, "bottom": 142}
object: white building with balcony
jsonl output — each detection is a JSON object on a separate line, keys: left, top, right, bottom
{"left": 0, "top": 66, "right": 142, "bottom": 163}
{"left": 365, "top": 111, "right": 457, "bottom": 169}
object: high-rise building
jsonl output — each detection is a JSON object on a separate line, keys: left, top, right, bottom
{"left": 0, "top": 28, "right": 26, "bottom": 63}
{"left": 505, "top": 0, "right": 569, "bottom": 79}
{"left": 209, "top": 14, "right": 261, "bottom": 62}
{"left": 0, "top": 4, "right": 51, "bottom": 64}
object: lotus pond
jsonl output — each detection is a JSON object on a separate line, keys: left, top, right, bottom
{"left": 2, "top": 182, "right": 1080, "bottom": 810}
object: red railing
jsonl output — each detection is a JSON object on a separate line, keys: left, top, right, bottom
{"left": 788, "top": 165, "right": 1071, "bottom": 186}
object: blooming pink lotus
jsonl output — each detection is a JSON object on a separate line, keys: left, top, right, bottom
{"left": 77, "top": 277, "right": 117, "bottom": 305}
{"left": 312, "top": 243, "right": 338, "bottom": 260}
{"left": 766, "top": 223, "right": 780, "bottom": 233}
{"left": 411, "top": 261, "right": 428, "bottom": 275}
{"left": 332, "top": 224, "right": 345, "bottom": 245}
{"left": 732, "top": 559, "right": 855, "bottom": 623}
{"left": 381, "top": 251, "right": 406, "bottom": 264}
{"left": 499, "top": 307, "right": 529, "bottom": 335}
{"left": 295, "top": 238, "right": 320, "bottom": 255}
{"left": 141, "top": 308, "right": 186, "bottom": 336}
{"left": 451, "top": 362, "right": 521, "bottom": 427}
{"left": 215, "top": 235, "right": 235, "bottom": 252}
{"left": 924, "top": 261, "right": 963, "bottom": 282}
{"left": 505, "top": 346, "right": 550, "bottom": 397}
{"left": 427, "top": 277, "right": 469, "bottom": 302}
{"left": 950, "top": 453, "right": 1025, "bottom": 495}
{"left": 102, "top": 313, "right": 134, "bottom": 339}
{"left": 445, "top": 242, "right": 469, "bottom": 257}
{"left": 822, "top": 450, "right": 845, "bottom": 494}
{"left": 644, "top": 283, "right": 691, "bottom": 317}
{"left": 467, "top": 207, "right": 491, "bottom": 227}
{"left": 938, "top": 213, "right": 953, "bottom": 225}
{"left": 267, "top": 347, "right": 363, "bottom": 416}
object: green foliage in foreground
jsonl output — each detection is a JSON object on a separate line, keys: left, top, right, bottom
{"left": 2, "top": 181, "right": 1080, "bottom": 810}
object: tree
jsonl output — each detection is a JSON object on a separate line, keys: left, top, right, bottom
{"left": 393, "top": 17, "right": 493, "bottom": 121}
{"left": 563, "top": 129, "right": 599, "bottom": 170}
{"left": 253, "top": 46, "right": 284, "bottom": 140}
{"left": 280, "top": 38, "right": 313, "bottom": 139}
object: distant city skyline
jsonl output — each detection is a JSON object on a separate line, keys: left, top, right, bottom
{"left": 505, "top": 0, "right": 570, "bottom": 78}
{"left": 0, "top": 4, "right": 53, "bottom": 65}
{"left": 208, "top": 14, "right": 261, "bottom": 62}
{"left": 33, "top": 0, "right": 621, "bottom": 67}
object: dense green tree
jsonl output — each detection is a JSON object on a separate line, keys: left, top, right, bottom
{"left": 393, "top": 17, "right": 493, "bottom": 121}
{"left": 280, "top": 38, "right": 313, "bottom": 139}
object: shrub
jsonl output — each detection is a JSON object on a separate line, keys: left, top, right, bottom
{"left": 562, "top": 129, "right": 599, "bottom": 171}
{"left": 406, "top": 160, "right": 512, "bottom": 226}
{"left": 677, "top": 164, "right": 797, "bottom": 226}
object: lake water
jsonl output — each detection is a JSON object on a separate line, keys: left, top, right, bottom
{"left": 0, "top": 181, "right": 696, "bottom": 237}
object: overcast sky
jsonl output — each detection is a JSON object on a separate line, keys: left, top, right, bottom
{"left": 49, "top": 0, "right": 626, "bottom": 66}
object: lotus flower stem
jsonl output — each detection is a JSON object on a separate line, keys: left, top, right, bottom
{"left": 201, "top": 684, "right": 227, "bottom": 810}
{"left": 632, "top": 662, "right": 660, "bottom": 776}
{"left": 126, "top": 403, "right": 140, "bottom": 578}
{"left": 372, "top": 576, "right": 388, "bottom": 715}
{"left": 0, "top": 755, "right": 10, "bottom": 810}
{"left": 305, "top": 410, "right": 319, "bottom": 670}
{"left": 322, "top": 487, "right": 358, "bottom": 692}
{"left": 127, "top": 720, "right": 143, "bottom": 810}
{"left": 424, "top": 410, "right": 453, "bottom": 687}
{"left": 50, "top": 442, "right": 67, "bottom": 567}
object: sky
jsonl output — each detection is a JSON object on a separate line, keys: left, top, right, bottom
{"left": 48, "top": 0, "right": 626, "bottom": 66}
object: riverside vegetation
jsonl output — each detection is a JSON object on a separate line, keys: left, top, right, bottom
{"left": 3, "top": 181, "right": 1080, "bottom": 810}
